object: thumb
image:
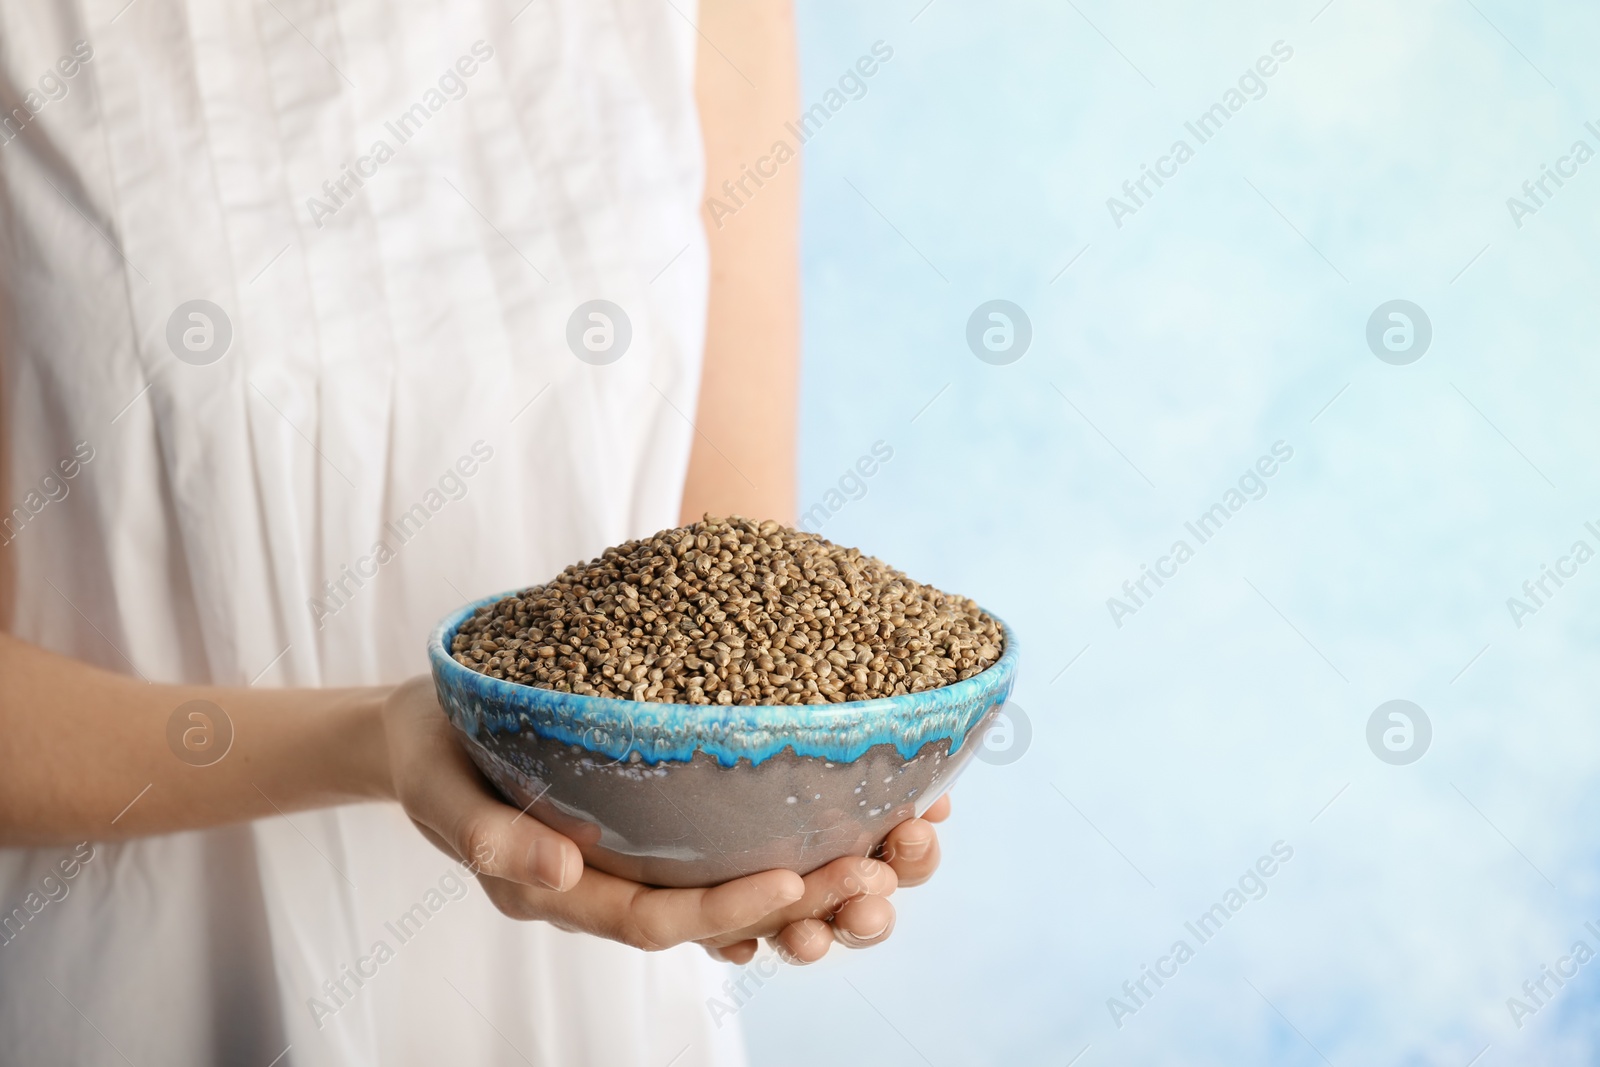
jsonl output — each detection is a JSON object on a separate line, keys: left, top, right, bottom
{"left": 387, "top": 679, "right": 582, "bottom": 891}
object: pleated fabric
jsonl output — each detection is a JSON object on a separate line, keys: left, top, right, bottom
{"left": 0, "top": 1, "right": 741, "bottom": 1063}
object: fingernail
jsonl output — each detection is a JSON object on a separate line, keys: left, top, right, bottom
{"left": 897, "top": 835, "right": 930, "bottom": 862}
{"left": 774, "top": 945, "right": 806, "bottom": 966}
{"left": 839, "top": 914, "right": 893, "bottom": 946}
{"left": 526, "top": 840, "right": 570, "bottom": 890}
{"left": 857, "top": 916, "right": 892, "bottom": 940}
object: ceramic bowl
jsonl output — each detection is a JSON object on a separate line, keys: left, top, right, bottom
{"left": 428, "top": 591, "right": 1018, "bottom": 888}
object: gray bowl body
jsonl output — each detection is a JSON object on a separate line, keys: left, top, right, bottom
{"left": 429, "top": 593, "right": 1018, "bottom": 888}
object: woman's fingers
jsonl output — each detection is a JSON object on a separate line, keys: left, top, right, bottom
{"left": 538, "top": 865, "right": 804, "bottom": 950}
{"left": 770, "top": 918, "right": 834, "bottom": 965}
{"left": 705, "top": 939, "right": 760, "bottom": 964}
{"left": 700, "top": 854, "right": 897, "bottom": 947}
{"left": 789, "top": 855, "right": 897, "bottom": 921}
{"left": 477, "top": 864, "right": 803, "bottom": 948}
{"left": 832, "top": 893, "right": 895, "bottom": 948}
{"left": 871, "top": 793, "right": 950, "bottom": 887}
{"left": 706, "top": 894, "right": 895, "bottom": 960}
{"left": 629, "top": 869, "right": 805, "bottom": 948}
{"left": 383, "top": 677, "right": 582, "bottom": 891}
{"left": 877, "top": 817, "right": 941, "bottom": 888}
{"left": 748, "top": 801, "right": 953, "bottom": 962}
{"left": 388, "top": 674, "right": 948, "bottom": 959}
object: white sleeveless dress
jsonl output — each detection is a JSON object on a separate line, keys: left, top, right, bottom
{"left": 0, "top": 2, "right": 744, "bottom": 1064}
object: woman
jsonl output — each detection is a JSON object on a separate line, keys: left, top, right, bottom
{"left": 0, "top": 2, "right": 948, "bottom": 1064}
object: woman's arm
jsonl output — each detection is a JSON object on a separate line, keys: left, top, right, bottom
{"left": 0, "top": 631, "right": 941, "bottom": 958}
{"left": 679, "top": 0, "right": 800, "bottom": 525}
{"left": 0, "top": 636, "right": 943, "bottom": 963}
{"left": 0, "top": 632, "right": 390, "bottom": 845}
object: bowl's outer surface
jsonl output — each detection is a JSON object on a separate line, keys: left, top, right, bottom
{"left": 429, "top": 591, "right": 1018, "bottom": 887}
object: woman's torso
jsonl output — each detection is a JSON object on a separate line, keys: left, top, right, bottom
{"left": 0, "top": 2, "right": 737, "bottom": 1063}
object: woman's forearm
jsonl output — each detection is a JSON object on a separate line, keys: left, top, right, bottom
{"left": 0, "top": 633, "right": 393, "bottom": 847}
{"left": 680, "top": 0, "right": 800, "bottom": 525}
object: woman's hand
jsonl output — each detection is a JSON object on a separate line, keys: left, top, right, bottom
{"left": 702, "top": 795, "right": 950, "bottom": 965}
{"left": 382, "top": 676, "right": 949, "bottom": 963}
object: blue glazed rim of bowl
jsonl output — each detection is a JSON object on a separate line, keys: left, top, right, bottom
{"left": 428, "top": 589, "right": 1019, "bottom": 768}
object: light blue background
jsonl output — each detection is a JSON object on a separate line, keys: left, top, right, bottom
{"left": 742, "top": 1, "right": 1600, "bottom": 1064}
